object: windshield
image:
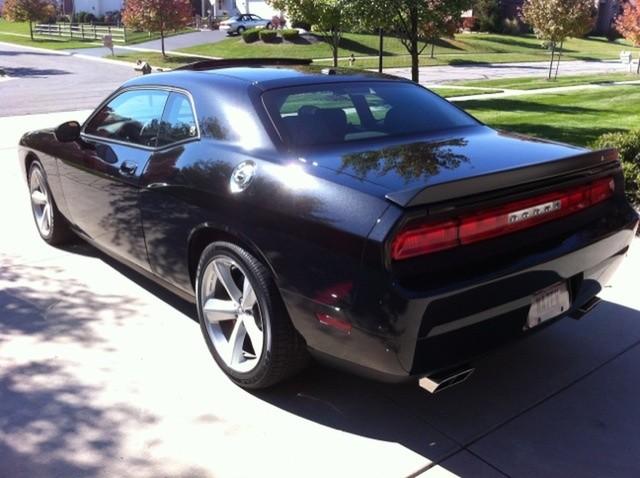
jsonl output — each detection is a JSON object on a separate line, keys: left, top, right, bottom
{"left": 262, "top": 82, "right": 479, "bottom": 149}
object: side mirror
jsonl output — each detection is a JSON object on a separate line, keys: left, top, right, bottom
{"left": 54, "top": 121, "right": 81, "bottom": 142}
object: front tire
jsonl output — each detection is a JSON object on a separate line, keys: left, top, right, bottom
{"left": 28, "top": 161, "right": 73, "bottom": 245}
{"left": 196, "top": 242, "right": 308, "bottom": 389}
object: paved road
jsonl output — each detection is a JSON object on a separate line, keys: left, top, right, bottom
{"left": 386, "top": 59, "right": 636, "bottom": 84}
{"left": 2, "top": 110, "right": 640, "bottom": 477}
{"left": 0, "top": 42, "right": 137, "bottom": 116}
{"left": 65, "top": 29, "right": 227, "bottom": 58}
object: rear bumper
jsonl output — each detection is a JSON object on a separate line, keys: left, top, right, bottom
{"left": 285, "top": 204, "right": 639, "bottom": 382}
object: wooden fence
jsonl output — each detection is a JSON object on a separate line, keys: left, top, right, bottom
{"left": 34, "top": 23, "right": 127, "bottom": 43}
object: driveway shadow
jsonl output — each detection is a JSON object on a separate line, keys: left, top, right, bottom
{"left": 0, "top": 361, "right": 156, "bottom": 478}
{"left": 0, "top": 49, "right": 61, "bottom": 57}
{"left": 0, "top": 66, "right": 69, "bottom": 78}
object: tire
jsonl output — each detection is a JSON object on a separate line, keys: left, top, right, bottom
{"left": 266, "top": 22, "right": 272, "bottom": 30}
{"left": 28, "top": 160, "right": 73, "bottom": 245}
{"left": 237, "top": 26, "right": 246, "bottom": 35}
{"left": 196, "top": 241, "right": 309, "bottom": 389}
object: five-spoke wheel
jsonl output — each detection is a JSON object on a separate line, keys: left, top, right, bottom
{"left": 196, "top": 242, "right": 309, "bottom": 389}
{"left": 28, "top": 161, "right": 73, "bottom": 245}
{"left": 201, "top": 256, "right": 264, "bottom": 373}
{"left": 29, "top": 166, "right": 53, "bottom": 238}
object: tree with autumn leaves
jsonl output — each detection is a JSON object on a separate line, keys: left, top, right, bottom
{"left": 122, "top": 0, "right": 192, "bottom": 57}
{"left": 2, "top": 0, "right": 55, "bottom": 40}
{"left": 521, "top": 0, "right": 595, "bottom": 79}
{"left": 616, "top": 1, "right": 640, "bottom": 74}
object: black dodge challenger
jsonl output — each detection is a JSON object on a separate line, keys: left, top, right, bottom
{"left": 19, "top": 60, "right": 639, "bottom": 391}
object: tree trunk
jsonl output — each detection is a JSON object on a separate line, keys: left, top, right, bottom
{"left": 411, "top": 45, "right": 419, "bottom": 83}
{"left": 161, "top": 27, "right": 165, "bottom": 57}
{"left": 548, "top": 41, "right": 556, "bottom": 80}
{"left": 430, "top": 41, "right": 435, "bottom": 59}
{"left": 554, "top": 41, "right": 563, "bottom": 80}
{"left": 332, "top": 31, "right": 339, "bottom": 68}
{"left": 378, "top": 28, "right": 384, "bottom": 73}
{"left": 637, "top": 52, "right": 640, "bottom": 74}
{"left": 29, "top": 20, "right": 33, "bottom": 41}
{"left": 410, "top": 3, "right": 419, "bottom": 83}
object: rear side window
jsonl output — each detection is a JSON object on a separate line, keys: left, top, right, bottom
{"left": 158, "top": 92, "right": 198, "bottom": 147}
{"left": 263, "top": 82, "right": 478, "bottom": 148}
{"left": 84, "top": 89, "right": 169, "bottom": 147}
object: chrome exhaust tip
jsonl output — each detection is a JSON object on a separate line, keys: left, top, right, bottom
{"left": 570, "top": 296, "right": 602, "bottom": 320}
{"left": 419, "top": 366, "right": 475, "bottom": 394}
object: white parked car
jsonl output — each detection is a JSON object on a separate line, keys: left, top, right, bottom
{"left": 219, "top": 14, "right": 272, "bottom": 35}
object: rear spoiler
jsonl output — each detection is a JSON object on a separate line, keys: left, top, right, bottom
{"left": 175, "top": 58, "right": 312, "bottom": 71}
{"left": 385, "top": 148, "right": 620, "bottom": 208}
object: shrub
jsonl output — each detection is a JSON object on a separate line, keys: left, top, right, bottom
{"left": 461, "top": 16, "right": 478, "bottom": 31}
{"left": 502, "top": 17, "right": 521, "bottom": 35}
{"left": 281, "top": 28, "right": 299, "bottom": 41}
{"left": 259, "top": 29, "right": 278, "bottom": 43}
{"left": 242, "top": 28, "right": 260, "bottom": 43}
{"left": 475, "top": 0, "right": 502, "bottom": 32}
{"left": 592, "top": 130, "right": 640, "bottom": 205}
{"left": 291, "top": 20, "right": 311, "bottom": 31}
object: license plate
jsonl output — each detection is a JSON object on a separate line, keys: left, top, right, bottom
{"left": 527, "top": 282, "right": 570, "bottom": 329}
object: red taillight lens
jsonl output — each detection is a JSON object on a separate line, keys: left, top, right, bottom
{"left": 391, "top": 220, "right": 459, "bottom": 260}
{"left": 391, "top": 177, "right": 615, "bottom": 261}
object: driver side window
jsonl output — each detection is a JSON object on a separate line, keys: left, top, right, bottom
{"left": 84, "top": 89, "right": 169, "bottom": 147}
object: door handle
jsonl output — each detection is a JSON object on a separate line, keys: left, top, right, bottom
{"left": 119, "top": 161, "right": 137, "bottom": 176}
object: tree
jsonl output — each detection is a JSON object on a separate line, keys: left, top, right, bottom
{"left": 2, "top": 0, "right": 55, "bottom": 40}
{"left": 474, "top": 0, "right": 502, "bottom": 33}
{"left": 122, "top": 0, "right": 193, "bottom": 57}
{"left": 269, "top": 0, "right": 350, "bottom": 67}
{"left": 615, "top": 1, "right": 640, "bottom": 74}
{"left": 348, "top": 0, "right": 389, "bottom": 71}
{"left": 521, "top": 0, "right": 595, "bottom": 79}
{"left": 388, "top": 0, "right": 472, "bottom": 83}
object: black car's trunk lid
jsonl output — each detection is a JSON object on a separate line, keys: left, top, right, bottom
{"left": 304, "top": 126, "right": 619, "bottom": 208}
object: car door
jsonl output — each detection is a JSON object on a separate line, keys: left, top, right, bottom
{"left": 139, "top": 91, "right": 201, "bottom": 290}
{"left": 249, "top": 14, "right": 264, "bottom": 27}
{"left": 57, "top": 88, "right": 169, "bottom": 270}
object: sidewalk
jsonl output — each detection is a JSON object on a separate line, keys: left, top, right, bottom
{"left": 384, "top": 59, "right": 636, "bottom": 85}
{"left": 443, "top": 78, "right": 640, "bottom": 102}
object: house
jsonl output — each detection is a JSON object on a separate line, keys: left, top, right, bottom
{"left": 56, "top": 0, "right": 278, "bottom": 19}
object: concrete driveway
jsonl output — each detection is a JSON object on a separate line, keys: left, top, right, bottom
{"left": 0, "top": 43, "right": 137, "bottom": 117}
{"left": 1, "top": 111, "right": 640, "bottom": 478}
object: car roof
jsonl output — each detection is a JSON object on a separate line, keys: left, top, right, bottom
{"left": 121, "top": 64, "right": 406, "bottom": 92}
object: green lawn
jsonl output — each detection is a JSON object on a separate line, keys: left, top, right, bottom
{"left": 459, "top": 85, "right": 640, "bottom": 146}
{"left": 180, "top": 32, "right": 640, "bottom": 69}
{"left": 0, "top": 19, "right": 193, "bottom": 49}
{"left": 452, "top": 73, "right": 640, "bottom": 90}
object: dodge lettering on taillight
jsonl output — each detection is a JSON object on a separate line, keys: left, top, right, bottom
{"left": 508, "top": 200, "right": 562, "bottom": 224}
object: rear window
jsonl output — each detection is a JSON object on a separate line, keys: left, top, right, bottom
{"left": 262, "top": 82, "right": 478, "bottom": 148}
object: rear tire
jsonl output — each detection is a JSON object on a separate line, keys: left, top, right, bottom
{"left": 237, "top": 26, "right": 246, "bottom": 35}
{"left": 196, "top": 241, "right": 309, "bottom": 389}
{"left": 28, "top": 161, "right": 73, "bottom": 246}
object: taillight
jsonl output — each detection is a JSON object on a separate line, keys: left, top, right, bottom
{"left": 391, "top": 177, "right": 614, "bottom": 261}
